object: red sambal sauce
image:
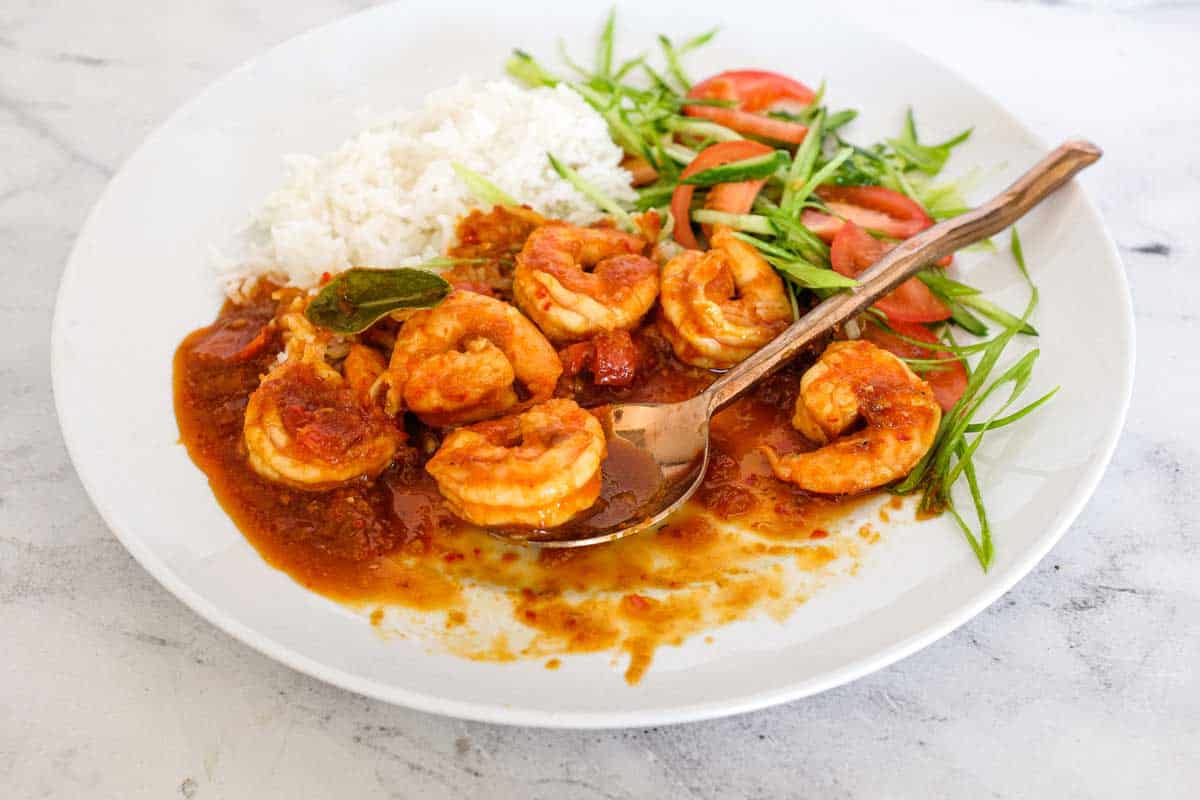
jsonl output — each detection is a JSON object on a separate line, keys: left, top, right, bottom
{"left": 172, "top": 211, "right": 870, "bottom": 679}
{"left": 176, "top": 289, "right": 844, "bottom": 590}
{"left": 174, "top": 286, "right": 461, "bottom": 604}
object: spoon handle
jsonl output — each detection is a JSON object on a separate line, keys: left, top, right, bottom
{"left": 702, "top": 139, "right": 1102, "bottom": 414}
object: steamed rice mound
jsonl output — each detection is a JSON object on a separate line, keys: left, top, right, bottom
{"left": 219, "top": 79, "right": 635, "bottom": 298}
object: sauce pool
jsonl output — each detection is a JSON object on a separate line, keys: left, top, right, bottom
{"left": 174, "top": 289, "right": 878, "bottom": 683}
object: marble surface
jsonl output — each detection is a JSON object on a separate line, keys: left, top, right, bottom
{"left": 2, "top": 0, "right": 1197, "bottom": 796}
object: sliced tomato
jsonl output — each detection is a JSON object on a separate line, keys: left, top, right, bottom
{"left": 806, "top": 208, "right": 953, "bottom": 268}
{"left": 831, "top": 222, "right": 951, "bottom": 323}
{"left": 684, "top": 70, "right": 815, "bottom": 144}
{"left": 670, "top": 140, "right": 774, "bottom": 249}
{"left": 802, "top": 185, "right": 935, "bottom": 242}
{"left": 684, "top": 105, "right": 810, "bottom": 145}
{"left": 556, "top": 330, "right": 640, "bottom": 388}
{"left": 875, "top": 274, "right": 952, "bottom": 322}
{"left": 591, "top": 330, "right": 639, "bottom": 387}
{"left": 558, "top": 341, "right": 593, "bottom": 378}
{"left": 797, "top": 209, "right": 844, "bottom": 241}
{"left": 191, "top": 318, "right": 270, "bottom": 362}
{"left": 862, "top": 320, "right": 968, "bottom": 411}
{"left": 804, "top": 184, "right": 953, "bottom": 266}
{"left": 706, "top": 180, "right": 764, "bottom": 216}
{"left": 691, "top": 70, "right": 816, "bottom": 112}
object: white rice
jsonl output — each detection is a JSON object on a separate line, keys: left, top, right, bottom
{"left": 217, "top": 79, "right": 635, "bottom": 298}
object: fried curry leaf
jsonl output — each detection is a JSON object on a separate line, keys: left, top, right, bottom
{"left": 305, "top": 267, "right": 451, "bottom": 334}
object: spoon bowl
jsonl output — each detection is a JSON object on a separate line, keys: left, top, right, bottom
{"left": 499, "top": 397, "right": 712, "bottom": 546}
{"left": 490, "top": 140, "right": 1102, "bottom": 548}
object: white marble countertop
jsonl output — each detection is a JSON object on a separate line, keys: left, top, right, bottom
{"left": 3, "top": 1, "right": 1197, "bottom": 797}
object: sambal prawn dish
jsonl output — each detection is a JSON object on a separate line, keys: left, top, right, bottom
{"left": 174, "top": 13, "right": 1054, "bottom": 683}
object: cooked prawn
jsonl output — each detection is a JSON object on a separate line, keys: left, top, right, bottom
{"left": 244, "top": 302, "right": 401, "bottom": 490}
{"left": 342, "top": 344, "right": 387, "bottom": 404}
{"left": 377, "top": 289, "right": 561, "bottom": 426}
{"left": 761, "top": 340, "right": 941, "bottom": 495}
{"left": 658, "top": 226, "right": 791, "bottom": 368}
{"left": 513, "top": 222, "right": 659, "bottom": 342}
{"left": 425, "top": 399, "right": 607, "bottom": 528}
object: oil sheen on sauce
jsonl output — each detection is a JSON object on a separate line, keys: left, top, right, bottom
{"left": 174, "top": 292, "right": 882, "bottom": 684}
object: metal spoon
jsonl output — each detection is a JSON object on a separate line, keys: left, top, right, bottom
{"left": 494, "top": 140, "right": 1101, "bottom": 548}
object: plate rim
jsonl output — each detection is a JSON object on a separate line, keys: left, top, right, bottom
{"left": 50, "top": 2, "right": 1135, "bottom": 729}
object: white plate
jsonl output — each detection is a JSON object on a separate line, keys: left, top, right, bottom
{"left": 51, "top": 0, "right": 1133, "bottom": 727}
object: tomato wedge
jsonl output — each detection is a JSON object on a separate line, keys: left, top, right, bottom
{"left": 684, "top": 70, "right": 815, "bottom": 144}
{"left": 862, "top": 320, "right": 967, "bottom": 411}
{"left": 802, "top": 185, "right": 934, "bottom": 241}
{"left": 191, "top": 317, "right": 270, "bottom": 362}
{"left": 831, "top": 222, "right": 951, "bottom": 323}
{"left": 803, "top": 184, "right": 952, "bottom": 266}
{"left": 671, "top": 140, "right": 775, "bottom": 249}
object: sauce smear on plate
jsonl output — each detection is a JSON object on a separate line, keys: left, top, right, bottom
{"left": 174, "top": 288, "right": 878, "bottom": 682}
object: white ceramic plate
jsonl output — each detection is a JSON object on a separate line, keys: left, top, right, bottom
{"left": 52, "top": 0, "right": 1133, "bottom": 727}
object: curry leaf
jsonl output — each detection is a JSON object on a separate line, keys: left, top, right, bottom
{"left": 305, "top": 267, "right": 452, "bottom": 334}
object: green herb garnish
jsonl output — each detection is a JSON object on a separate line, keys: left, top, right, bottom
{"left": 690, "top": 209, "right": 775, "bottom": 234}
{"left": 505, "top": 50, "right": 559, "bottom": 88}
{"left": 887, "top": 108, "right": 973, "bottom": 175}
{"left": 893, "top": 228, "right": 1057, "bottom": 570}
{"left": 918, "top": 270, "right": 1037, "bottom": 335}
{"left": 452, "top": 162, "right": 518, "bottom": 208}
{"left": 657, "top": 35, "right": 692, "bottom": 91}
{"left": 547, "top": 152, "right": 637, "bottom": 232}
{"left": 769, "top": 258, "right": 859, "bottom": 290}
{"left": 596, "top": 8, "right": 617, "bottom": 79}
{"left": 305, "top": 267, "right": 452, "bottom": 334}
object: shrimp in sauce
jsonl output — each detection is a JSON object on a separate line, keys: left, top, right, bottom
{"left": 513, "top": 223, "right": 659, "bottom": 342}
{"left": 377, "top": 289, "right": 561, "bottom": 427}
{"left": 761, "top": 339, "right": 941, "bottom": 495}
{"left": 658, "top": 227, "right": 792, "bottom": 368}
{"left": 243, "top": 300, "right": 402, "bottom": 490}
{"left": 425, "top": 398, "right": 607, "bottom": 528}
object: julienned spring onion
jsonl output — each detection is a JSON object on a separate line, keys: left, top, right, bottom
{"left": 507, "top": 11, "right": 1053, "bottom": 570}
{"left": 657, "top": 34, "right": 693, "bottom": 91}
{"left": 665, "top": 117, "right": 743, "bottom": 142}
{"left": 919, "top": 269, "right": 1039, "bottom": 336}
{"left": 769, "top": 258, "right": 859, "bottom": 290}
{"left": 451, "top": 162, "right": 518, "bottom": 208}
{"left": 892, "top": 229, "right": 1058, "bottom": 570}
{"left": 690, "top": 209, "right": 775, "bottom": 234}
{"left": 547, "top": 152, "right": 637, "bottom": 233}
{"left": 888, "top": 108, "right": 973, "bottom": 175}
